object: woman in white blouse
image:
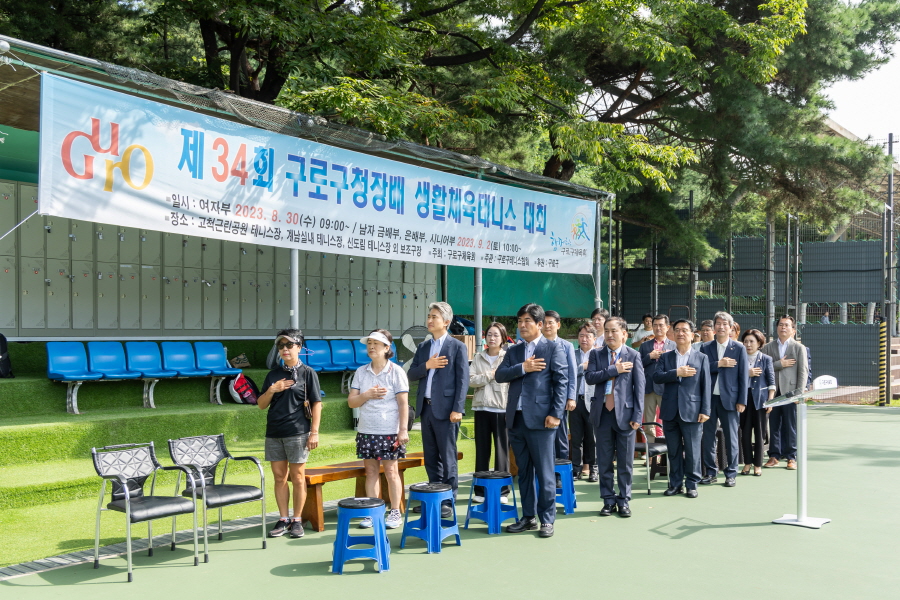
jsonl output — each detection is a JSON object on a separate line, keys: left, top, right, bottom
{"left": 469, "top": 322, "right": 511, "bottom": 502}
{"left": 348, "top": 329, "right": 410, "bottom": 529}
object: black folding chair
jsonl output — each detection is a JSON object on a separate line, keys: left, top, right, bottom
{"left": 634, "top": 422, "right": 670, "bottom": 495}
{"left": 168, "top": 434, "right": 266, "bottom": 563}
{"left": 91, "top": 442, "right": 199, "bottom": 582}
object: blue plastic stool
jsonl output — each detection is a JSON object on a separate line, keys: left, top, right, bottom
{"left": 401, "top": 483, "right": 461, "bottom": 553}
{"left": 554, "top": 459, "right": 577, "bottom": 514}
{"left": 465, "top": 471, "right": 518, "bottom": 534}
{"left": 536, "top": 459, "right": 577, "bottom": 514}
{"left": 332, "top": 498, "right": 390, "bottom": 574}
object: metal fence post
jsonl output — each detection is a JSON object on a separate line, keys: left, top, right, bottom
{"left": 879, "top": 320, "right": 888, "bottom": 407}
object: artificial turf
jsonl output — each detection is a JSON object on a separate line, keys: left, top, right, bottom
{"left": 2, "top": 406, "right": 897, "bottom": 600}
{"left": 0, "top": 436, "right": 476, "bottom": 568}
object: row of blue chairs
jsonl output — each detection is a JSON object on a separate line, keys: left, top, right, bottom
{"left": 301, "top": 339, "right": 401, "bottom": 394}
{"left": 302, "top": 339, "right": 400, "bottom": 373}
{"left": 48, "top": 341, "right": 240, "bottom": 414}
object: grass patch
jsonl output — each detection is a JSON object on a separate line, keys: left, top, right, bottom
{"left": 0, "top": 369, "right": 347, "bottom": 418}
{"left": 0, "top": 436, "right": 477, "bottom": 568}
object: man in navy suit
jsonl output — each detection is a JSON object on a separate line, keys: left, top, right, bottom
{"left": 640, "top": 315, "right": 676, "bottom": 443}
{"left": 496, "top": 303, "right": 569, "bottom": 538}
{"left": 407, "top": 301, "right": 469, "bottom": 518}
{"left": 699, "top": 311, "right": 749, "bottom": 487}
{"left": 653, "top": 319, "right": 711, "bottom": 498}
{"left": 585, "top": 317, "right": 644, "bottom": 517}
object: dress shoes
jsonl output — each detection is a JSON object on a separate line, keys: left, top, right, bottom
{"left": 786, "top": 459, "right": 797, "bottom": 470}
{"left": 686, "top": 489, "right": 698, "bottom": 499}
{"left": 506, "top": 517, "right": 538, "bottom": 533}
{"left": 538, "top": 523, "right": 554, "bottom": 538}
{"left": 599, "top": 503, "right": 616, "bottom": 517}
{"left": 618, "top": 504, "right": 631, "bottom": 518}
{"left": 764, "top": 457, "right": 779, "bottom": 468}
{"left": 573, "top": 465, "right": 583, "bottom": 480}
{"left": 441, "top": 505, "right": 453, "bottom": 519}
{"left": 724, "top": 477, "right": 736, "bottom": 487}
{"left": 699, "top": 475, "right": 718, "bottom": 485}
{"left": 588, "top": 465, "right": 599, "bottom": 482}
{"left": 663, "top": 486, "right": 684, "bottom": 496}
{"left": 412, "top": 504, "right": 422, "bottom": 513}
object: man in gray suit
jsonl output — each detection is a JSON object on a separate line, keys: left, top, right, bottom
{"left": 586, "top": 317, "right": 644, "bottom": 517}
{"left": 653, "top": 319, "right": 711, "bottom": 498}
{"left": 407, "top": 302, "right": 470, "bottom": 517}
{"left": 640, "top": 315, "right": 676, "bottom": 443}
{"left": 543, "top": 310, "right": 577, "bottom": 463}
{"left": 699, "top": 311, "right": 749, "bottom": 487}
{"left": 496, "top": 303, "right": 569, "bottom": 538}
{"left": 761, "top": 316, "right": 808, "bottom": 470}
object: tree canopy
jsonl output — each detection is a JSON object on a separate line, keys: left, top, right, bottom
{"left": 1, "top": 0, "right": 898, "bottom": 264}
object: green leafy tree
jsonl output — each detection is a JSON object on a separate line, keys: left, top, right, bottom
{"left": 0, "top": 0, "right": 141, "bottom": 61}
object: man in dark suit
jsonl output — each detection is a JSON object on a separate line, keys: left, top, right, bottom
{"left": 407, "top": 301, "right": 469, "bottom": 518}
{"left": 585, "top": 317, "right": 644, "bottom": 517}
{"left": 496, "top": 303, "right": 569, "bottom": 538}
{"left": 653, "top": 319, "right": 711, "bottom": 498}
{"left": 640, "top": 315, "right": 676, "bottom": 443}
{"left": 699, "top": 311, "right": 749, "bottom": 487}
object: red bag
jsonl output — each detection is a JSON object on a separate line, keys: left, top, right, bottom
{"left": 228, "top": 373, "right": 259, "bottom": 404}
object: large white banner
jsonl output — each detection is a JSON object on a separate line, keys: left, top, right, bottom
{"left": 39, "top": 74, "right": 596, "bottom": 274}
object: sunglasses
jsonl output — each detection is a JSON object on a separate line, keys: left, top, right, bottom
{"left": 277, "top": 342, "right": 298, "bottom": 350}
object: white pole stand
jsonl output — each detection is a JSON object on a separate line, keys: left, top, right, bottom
{"left": 772, "top": 376, "right": 834, "bottom": 529}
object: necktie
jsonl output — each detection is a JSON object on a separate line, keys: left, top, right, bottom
{"left": 605, "top": 350, "right": 618, "bottom": 411}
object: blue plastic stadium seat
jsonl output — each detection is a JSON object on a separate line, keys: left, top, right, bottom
{"left": 161, "top": 342, "right": 212, "bottom": 377}
{"left": 305, "top": 340, "right": 341, "bottom": 372}
{"left": 330, "top": 340, "right": 357, "bottom": 372}
{"left": 353, "top": 341, "right": 369, "bottom": 368}
{"left": 47, "top": 342, "right": 104, "bottom": 414}
{"left": 124, "top": 342, "right": 178, "bottom": 378}
{"left": 193, "top": 342, "right": 242, "bottom": 376}
{"left": 87, "top": 342, "right": 142, "bottom": 380}
{"left": 47, "top": 342, "right": 103, "bottom": 382}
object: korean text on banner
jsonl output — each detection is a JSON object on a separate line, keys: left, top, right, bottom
{"left": 38, "top": 74, "right": 596, "bottom": 274}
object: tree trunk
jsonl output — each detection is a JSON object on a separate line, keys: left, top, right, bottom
{"left": 198, "top": 19, "right": 223, "bottom": 87}
{"left": 542, "top": 154, "right": 576, "bottom": 180}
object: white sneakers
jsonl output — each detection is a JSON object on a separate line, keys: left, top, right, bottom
{"left": 359, "top": 509, "right": 403, "bottom": 529}
{"left": 474, "top": 494, "right": 510, "bottom": 504}
{"left": 385, "top": 509, "right": 402, "bottom": 529}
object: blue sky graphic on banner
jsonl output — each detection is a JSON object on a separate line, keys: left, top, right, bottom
{"left": 38, "top": 74, "right": 596, "bottom": 274}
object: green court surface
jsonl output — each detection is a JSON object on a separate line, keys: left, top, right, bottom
{"left": 2, "top": 405, "right": 898, "bottom": 599}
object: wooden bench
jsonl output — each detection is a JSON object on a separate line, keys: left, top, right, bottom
{"left": 301, "top": 451, "right": 464, "bottom": 532}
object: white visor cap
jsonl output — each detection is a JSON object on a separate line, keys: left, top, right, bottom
{"left": 360, "top": 331, "right": 391, "bottom": 347}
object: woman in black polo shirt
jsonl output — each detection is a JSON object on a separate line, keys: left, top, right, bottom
{"left": 258, "top": 329, "right": 322, "bottom": 539}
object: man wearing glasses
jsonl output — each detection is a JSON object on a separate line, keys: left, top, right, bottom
{"left": 652, "top": 319, "right": 711, "bottom": 498}
{"left": 258, "top": 329, "right": 323, "bottom": 539}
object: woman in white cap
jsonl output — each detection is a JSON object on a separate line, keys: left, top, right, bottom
{"left": 348, "top": 329, "right": 410, "bottom": 529}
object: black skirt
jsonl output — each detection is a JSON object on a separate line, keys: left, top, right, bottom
{"left": 356, "top": 433, "right": 407, "bottom": 460}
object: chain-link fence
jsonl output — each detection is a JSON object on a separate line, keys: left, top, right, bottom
{"left": 618, "top": 213, "right": 896, "bottom": 405}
